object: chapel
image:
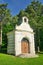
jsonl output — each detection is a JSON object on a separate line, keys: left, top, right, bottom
{"left": 7, "top": 16, "right": 37, "bottom": 57}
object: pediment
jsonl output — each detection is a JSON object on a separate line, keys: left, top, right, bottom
{"left": 16, "top": 16, "right": 33, "bottom": 32}
{"left": 16, "top": 23, "right": 33, "bottom": 32}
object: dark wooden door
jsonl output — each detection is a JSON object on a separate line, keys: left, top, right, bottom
{"left": 21, "top": 41, "right": 29, "bottom": 53}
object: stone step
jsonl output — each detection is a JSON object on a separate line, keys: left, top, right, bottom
{"left": 18, "top": 54, "right": 38, "bottom": 58}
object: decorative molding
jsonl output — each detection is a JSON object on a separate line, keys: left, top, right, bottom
{"left": 15, "top": 29, "right": 35, "bottom": 34}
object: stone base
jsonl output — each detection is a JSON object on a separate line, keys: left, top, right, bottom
{"left": 17, "top": 53, "right": 38, "bottom": 58}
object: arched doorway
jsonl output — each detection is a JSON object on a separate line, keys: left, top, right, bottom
{"left": 21, "top": 37, "right": 30, "bottom": 53}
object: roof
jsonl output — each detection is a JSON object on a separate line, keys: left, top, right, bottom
{"left": 16, "top": 16, "right": 33, "bottom": 32}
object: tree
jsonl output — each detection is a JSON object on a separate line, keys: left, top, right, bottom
{"left": 1, "top": 0, "right": 43, "bottom": 53}
{"left": 0, "top": 4, "right": 7, "bottom": 52}
{"left": 0, "top": 4, "right": 14, "bottom": 53}
{"left": 25, "top": 0, "right": 43, "bottom": 52}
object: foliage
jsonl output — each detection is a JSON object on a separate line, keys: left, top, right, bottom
{"left": 25, "top": 0, "right": 43, "bottom": 51}
{"left": 0, "top": 0, "right": 43, "bottom": 53}
{"left": 0, "top": 4, "right": 14, "bottom": 53}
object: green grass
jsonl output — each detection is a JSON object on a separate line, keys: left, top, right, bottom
{"left": 0, "top": 53, "right": 43, "bottom": 65}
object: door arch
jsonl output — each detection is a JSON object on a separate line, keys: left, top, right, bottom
{"left": 21, "top": 37, "right": 30, "bottom": 53}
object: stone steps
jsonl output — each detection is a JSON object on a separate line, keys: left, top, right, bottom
{"left": 18, "top": 54, "right": 38, "bottom": 58}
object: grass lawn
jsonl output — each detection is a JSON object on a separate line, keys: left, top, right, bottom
{"left": 0, "top": 53, "right": 43, "bottom": 65}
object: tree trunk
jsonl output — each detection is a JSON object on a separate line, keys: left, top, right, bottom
{"left": 38, "top": 29, "right": 40, "bottom": 52}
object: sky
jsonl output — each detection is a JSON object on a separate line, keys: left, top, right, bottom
{"left": 0, "top": 0, "right": 43, "bottom": 16}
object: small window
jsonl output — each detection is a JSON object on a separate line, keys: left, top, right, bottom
{"left": 24, "top": 18, "right": 27, "bottom": 22}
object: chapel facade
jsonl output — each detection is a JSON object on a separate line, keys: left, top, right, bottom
{"left": 7, "top": 16, "right": 36, "bottom": 57}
